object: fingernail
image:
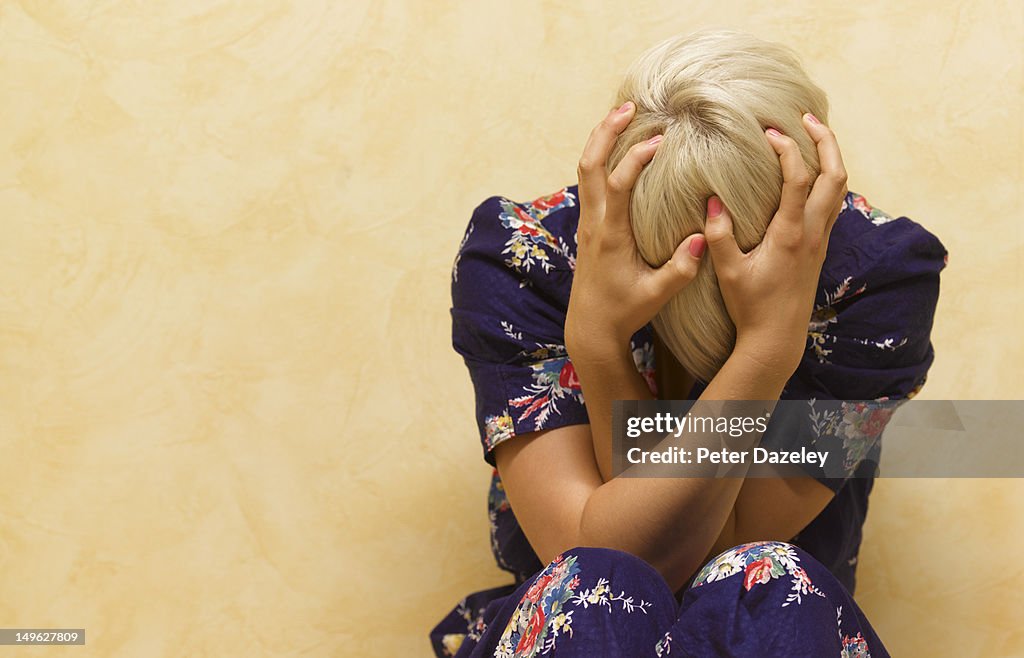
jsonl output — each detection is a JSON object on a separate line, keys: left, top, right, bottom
{"left": 617, "top": 101, "right": 634, "bottom": 114}
{"left": 766, "top": 127, "right": 782, "bottom": 137}
{"left": 707, "top": 195, "right": 722, "bottom": 217}
{"left": 805, "top": 113, "right": 821, "bottom": 125}
{"left": 647, "top": 134, "right": 663, "bottom": 145}
{"left": 689, "top": 235, "right": 706, "bottom": 259}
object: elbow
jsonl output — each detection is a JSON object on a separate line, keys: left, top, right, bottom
{"left": 574, "top": 490, "right": 635, "bottom": 557}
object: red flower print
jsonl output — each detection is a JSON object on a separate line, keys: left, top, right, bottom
{"left": 532, "top": 190, "right": 566, "bottom": 211}
{"left": 842, "top": 632, "right": 870, "bottom": 656}
{"left": 525, "top": 573, "right": 554, "bottom": 603}
{"left": 513, "top": 207, "right": 541, "bottom": 237}
{"left": 743, "top": 557, "right": 775, "bottom": 591}
{"left": 558, "top": 361, "right": 581, "bottom": 390}
{"left": 512, "top": 392, "right": 552, "bottom": 421}
{"left": 861, "top": 408, "right": 894, "bottom": 437}
{"left": 515, "top": 607, "right": 547, "bottom": 652}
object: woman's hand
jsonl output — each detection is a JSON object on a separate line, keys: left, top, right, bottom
{"left": 706, "top": 114, "right": 849, "bottom": 378}
{"left": 565, "top": 101, "right": 706, "bottom": 360}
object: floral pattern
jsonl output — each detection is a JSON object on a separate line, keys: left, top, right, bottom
{"left": 487, "top": 469, "right": 522, "bottom": 576}
{"left": 509, "top": 356, "right": 583, "bottom": 429}
{"left": 692, "top": 541, "right": 826, "bottom": 607}
{"left": 632, "top": 341, "right": 657, "bottom": 396}
{"left": 805, "top": 190, "right": 918, "bottom": 365}
{"left": 838, "top": 606, "right": 873, "bottom": 658}
{"left": 654, "top": 632, "right": 673, "bottom": 656}
{"left": 807, "top": 399, "right": 903, "bottom": 474}
{"left": 808, "top": 276, "right": 869, "bottom": 365}
{"left": 488, "top": 321, "right": 655, "bottom": 445}
{"left": 498, "top": 188, "right": 577, "bottom": 276}
{"left": 495, "top": 553, "right": 651, "bottom": 657}
{"left": 844, "top": 192, "right": 896, "bottom": 226}
{"left": 434, "top": 542, "right": 887, "bottom": 657}
{"left": 483, "top": 410, "right": 515, "bottom": 452}
{"left": 439, "top": 597, "right": 489, "bottom": 657}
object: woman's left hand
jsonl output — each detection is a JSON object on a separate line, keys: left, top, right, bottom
{"left": 565, "top": 102, "right": 706, "bottom": 361}
{"left": 704, "top": 115, "right": 848, "bottom": 377}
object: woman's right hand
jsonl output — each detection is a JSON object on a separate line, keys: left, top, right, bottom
{"left": 565, "top": 101, "right": 706, "bottom": 361}
{"left": 705, "top": 114, "right": 849, "bottom": 378}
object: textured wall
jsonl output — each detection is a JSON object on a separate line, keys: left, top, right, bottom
{"left": 0, "top": 1, "right": 1021, "bottom": 656}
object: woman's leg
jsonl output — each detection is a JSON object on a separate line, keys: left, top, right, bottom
{"left": 463, "top": 546, "right": 679, "bottom": 658}
{"left": 654, "top": 540, "right": 888, "bottom": 658}
{"left": 441, "top": 541, "right": 887, "bottom": 657}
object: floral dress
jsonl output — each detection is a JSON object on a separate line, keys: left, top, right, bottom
{"left": 433, "top": 185, "right": 947, "bottom": 657}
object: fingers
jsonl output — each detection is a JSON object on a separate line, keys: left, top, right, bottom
{"left": 800, "top": 113, "right": 848, "bottom": 235}
{"left": 764, "top": 127, "right": 811, "bottom": 234}
{"left": 704, "top": 196, "right": 744, "bottom": 277}
{"left": 577, "top": 101, "right": 637, "bottom": 214}
{"left": 647, "top": 232, "right": 706, "bottom": 307}
{"left": 825, "top": 180, "right": 848, "bottom": 234}
{"left": 605, "top": 134, "right": 663, "bottom": 228}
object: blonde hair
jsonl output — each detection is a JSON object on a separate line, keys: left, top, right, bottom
{"left": 607, "top": 29, "right": 829, "bottom": 383}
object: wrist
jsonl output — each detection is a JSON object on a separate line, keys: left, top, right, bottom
{"left": 565, "top": 328, "right": 632, "bottom": 367}
{"left": 730, "top": 337, "right": 803, "bottom": 386}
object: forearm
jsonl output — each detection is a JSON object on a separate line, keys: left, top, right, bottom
{"left": 570, "top": 343, "right": 654, "bottom": 481}
{"left": 572, "top": 334, "right": 792, "bottom": 479}
{"left": 573, "top": 344, "right": 791, "bottom": 590}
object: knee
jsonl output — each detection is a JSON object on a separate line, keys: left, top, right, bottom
{"left": 541, "top": 546, "right": 664, "bottom": 585}
{"left": 691, "top": 540, "right": 822, "bottom": 590}
{"left": 526, "top": 546, "right": 675, "bottom": 603}
{"left": 499, "top": 546, "right": 678, "bottom": 656}
{"left": 727, "top": 540, "right": 807, "bottom": 560}
{"left": 713, "top": 539, "right": 807, "bottom": 563}
{"left": 744, "top": 540, "right": 821, "bottom": 572}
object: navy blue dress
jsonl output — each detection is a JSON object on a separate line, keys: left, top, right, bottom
{"left": 433, "top": 185, "right": 946, "bottom": 657}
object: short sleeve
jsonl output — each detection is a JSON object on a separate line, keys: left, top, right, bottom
{"left": 793, "top": 204, "right": 947, "bottom": 401}
{"left": 450, "top": 191, "right": 593, "bottom": 465}
{"left": 769, "top": 200, "right": 949, "bottom": 489}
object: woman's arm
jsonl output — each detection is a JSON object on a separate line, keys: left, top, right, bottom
{"left": 494, "top": 105, "right": 848, "bottom": 591}
{"left": 571, "top": 350, "right": 806, "bottom": 585}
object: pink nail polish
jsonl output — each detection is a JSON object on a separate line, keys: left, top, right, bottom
{"left": 707, "top": 196, "right": 722, "bottom": 217}
{"left": 689, "top": 235, "right": 706, "bottom": 259}
{"left": 766, "top": 127, "right": 782, "bottom": 137}
{"left": 617, "top": 101, "right": 634, "bottom": 114}
{"left": 805, "top": 113, "right": 821, "bottom": 125}
{"left": 647, "top": 134, "right": 663, "bottom": 145}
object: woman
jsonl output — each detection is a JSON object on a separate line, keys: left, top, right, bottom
{"left": 434, "top": 30, "right": 946, "bottom": 657}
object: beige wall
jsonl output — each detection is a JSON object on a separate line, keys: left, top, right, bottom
{"left": 0, "top": 1, "right": 1021, "bottom": 656}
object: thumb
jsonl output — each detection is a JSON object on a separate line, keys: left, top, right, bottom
{"left": 703, "top": 195, "right": 742, "bottom": 275}
{"left": 647, "top": 232, "right": 705, "bottom": 307}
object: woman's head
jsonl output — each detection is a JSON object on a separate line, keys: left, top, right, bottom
{"left": 606, "top": 29, "right": 829, "bottom": 383}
